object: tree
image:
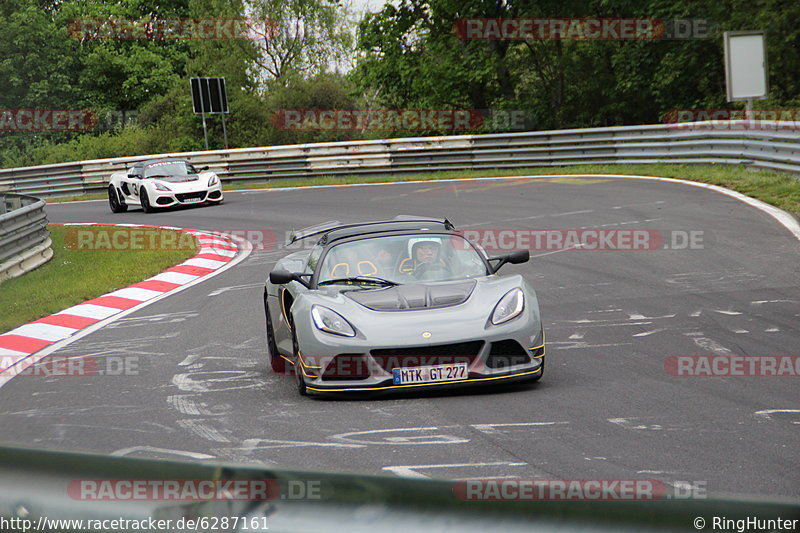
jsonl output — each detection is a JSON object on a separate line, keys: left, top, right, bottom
{"left": 248, "top": 0, "right": 355, "bottom": 87}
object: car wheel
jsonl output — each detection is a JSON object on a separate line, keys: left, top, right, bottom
{"left": 291, "top": 323, "right": 308, "bottom": 396}
{"left": 140, "top": 187, "right": 154, "bottom": 213}
{"left": 263, "top": 289, "right": 285, "bottom": 374}
{"left": 108, "top": 185, "right": 127, "bottom": 213}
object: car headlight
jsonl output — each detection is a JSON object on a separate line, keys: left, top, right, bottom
{"left": 152, "top": 182, "right": 171, "bottom": 191}
{"left": 208, "top": 174, "right": 219, "bottom": 186}
{"left": 311, "top": 305, "right": 355, "bottom": 337}
{"left": 491, "top": 288, "right": 524, "bottom": 325}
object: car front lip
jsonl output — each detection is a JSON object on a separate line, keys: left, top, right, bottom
{"left": 303, "top": 364, "right": 543, "bottom": 394}
{"left": 295, "top": 334, "right": 545, "bottom": 394}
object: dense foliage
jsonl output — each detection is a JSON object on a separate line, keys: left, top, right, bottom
{"left": 0, "top": 0, "right": 797, "bottom": 168}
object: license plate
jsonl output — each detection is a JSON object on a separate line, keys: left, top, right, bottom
{"left": 181, "top": 197, "right": 203, "bottom": 203}
{"left": 392, "top": 363, "right": 468, "bottom": 385}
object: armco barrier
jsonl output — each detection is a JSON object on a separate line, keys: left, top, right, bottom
{"left": 0, "top": 194, "right": 52, "bottom": 281}
{"left": 0, "top": 120, "right": 798, "bottom": 198}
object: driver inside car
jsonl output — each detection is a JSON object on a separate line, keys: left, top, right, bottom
{"left": 397, "top": 238, "right": 447, "bottom": 275}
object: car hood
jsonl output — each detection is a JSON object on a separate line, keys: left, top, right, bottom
{"left": 149, "top": 174, "right": 200, "bottom": 183}
{"left": 344, "top": 280, "right": 476, "bottom": 311}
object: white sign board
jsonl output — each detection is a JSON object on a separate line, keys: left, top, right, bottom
{"left": 724, "top": 31, "right": 768, "bottom": 101}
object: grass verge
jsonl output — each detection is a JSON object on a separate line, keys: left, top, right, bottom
{"left": 0, "top": 225, "right": 197, "bottom": 334}
{"left": 45, "top": 163, "right": 800, "bottom": 216}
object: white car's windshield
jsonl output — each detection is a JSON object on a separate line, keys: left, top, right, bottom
{"left": 144, "top": 162, "right": 197, "bottom": 178}
{"left": 317, "top": 234, "right": 488, "bottom": 285}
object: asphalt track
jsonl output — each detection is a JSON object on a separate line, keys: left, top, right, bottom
{"left": 0, "top": 175, "right": 798, "bottom": 500}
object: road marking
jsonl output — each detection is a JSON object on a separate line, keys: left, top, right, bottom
{"left": 111, "top": 446, "right": 215, "bottom": 459}
{"left": 685, "top": 335, "right": 732, "bottom": 355}
{"left": 608, "top": 417, "right": 688, "bottom": 431}
{"left": 470, "top": 422, "right": 568, "bottom": 433}
{"left": 632, "top": 329, "right": 665, "bottom": 337}
{"left": 549, "top": 341, "right": 633, "bottom": 350}
{"left": 382, "top": 461, "right": 527, "bottom": 479}
{"left": 172, "top": 371, "right": 264, "bottom": 393}
{"left": 208, "top": 283, "right": 263, "bottom": 296}
{"left": 628, "top": 313, "right": 676, "bottom": 320}
{"left": 238, "top": 438, "right": 365, "bottom": 452}
{"left": 331, "top": 427, "right": 469, "bottom": 445}
{"left": 754, "top": 409, "right": 800, "bottom": 419}
{"left": 531, "top": 244, "right": 585, "bottom": 257}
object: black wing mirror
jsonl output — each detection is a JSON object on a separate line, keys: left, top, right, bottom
{"left": 269, "top": 269, "right": 311, "bottom": 288}
{"left": 488, "top": 250, "right": 530, "bottom": 274}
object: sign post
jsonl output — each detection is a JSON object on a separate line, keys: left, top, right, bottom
{"left": 723, "top": 31, "right": 768, "bottom": 120}
{"left": 190, "top": 77, "right": 230, "bottom": 150}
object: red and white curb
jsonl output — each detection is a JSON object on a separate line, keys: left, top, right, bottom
{"left": 0, "top": 223, "right": 252, "bottom": 383}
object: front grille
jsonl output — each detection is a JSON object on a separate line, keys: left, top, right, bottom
{"left": 176, "top": 191, "right": 206, "bottom": 202}
{"left": 486, "top": 340, "right": 531, "bottom": 369}
{"left": 370, "top": 341, "right": 483, "bottom": 372}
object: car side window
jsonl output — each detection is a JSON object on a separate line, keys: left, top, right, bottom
{"left": 306, "top": 245, "right": 323, "bottom": 273}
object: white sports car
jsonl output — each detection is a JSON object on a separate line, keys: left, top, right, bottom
{"left": 107, "top": 157, "right": 223, "bottom": 213}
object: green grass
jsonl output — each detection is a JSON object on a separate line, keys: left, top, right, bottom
{"left": 0, "top": 225, "right": 197, "bottom": 334}
{"left": 45, "top": 163, "right": 800, "bottom": 215}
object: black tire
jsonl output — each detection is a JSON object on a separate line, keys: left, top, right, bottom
{"left": 108, "top": 185, "right": 127, "bottom": 213}
{"left": 291, "top": 324, "right": 308, "bottom": 396}
{"left": 140, "top": 187, "right": 154, "bottom": 213}
{"left": 264, "top": 289, "right": 285, "bottom": 374}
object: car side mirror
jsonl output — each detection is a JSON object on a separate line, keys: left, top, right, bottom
{"left": 507, "top": 250, "right": 530, "bottom": 264}
{"left": 200, "top": 165, "right": 209, "bottom": 171}
{"left": 270, "top": 269, "right": 310, "bottom": 288}
{"left": 488, "top": 250, "right": 530, "bottom": 273}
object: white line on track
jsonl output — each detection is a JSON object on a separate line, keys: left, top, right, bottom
{"left": 382, "top": 461, "right": 527, "bottom": 479}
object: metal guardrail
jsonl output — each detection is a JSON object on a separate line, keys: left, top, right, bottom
{"left": 0, "top": 194, "right": 52, "bottom": 282}
{"left": 1, "top": 445, "right": 798, "bottom": 533}
{"left": 0, "top": 121, "right": 798, "bottom": 198}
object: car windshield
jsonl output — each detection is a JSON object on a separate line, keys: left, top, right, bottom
{"left": 143, "top": 162, "right": 196, "bottom": 178}
{"left": 317, "top": 234, "right": 488, "bottom": 285}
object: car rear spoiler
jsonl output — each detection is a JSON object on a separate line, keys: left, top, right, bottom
{"left": 286, "top": 216, "right": 453, "bottom": 245}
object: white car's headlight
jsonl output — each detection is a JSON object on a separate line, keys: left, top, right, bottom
{"left": 152, "top": 181, "right": 171, "bottom": 191}
{"left": 491, "top": 288, "right": 524, "bottom": 325}
{"left": 208, "top": 174, "right": 219, "bottom": 186}
{"left": 311, "top": 305, "right": 355, "bottom": 337}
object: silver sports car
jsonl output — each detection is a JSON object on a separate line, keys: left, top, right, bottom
{"left": 263, "top": 217, "right": 545, "bottom": 396}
